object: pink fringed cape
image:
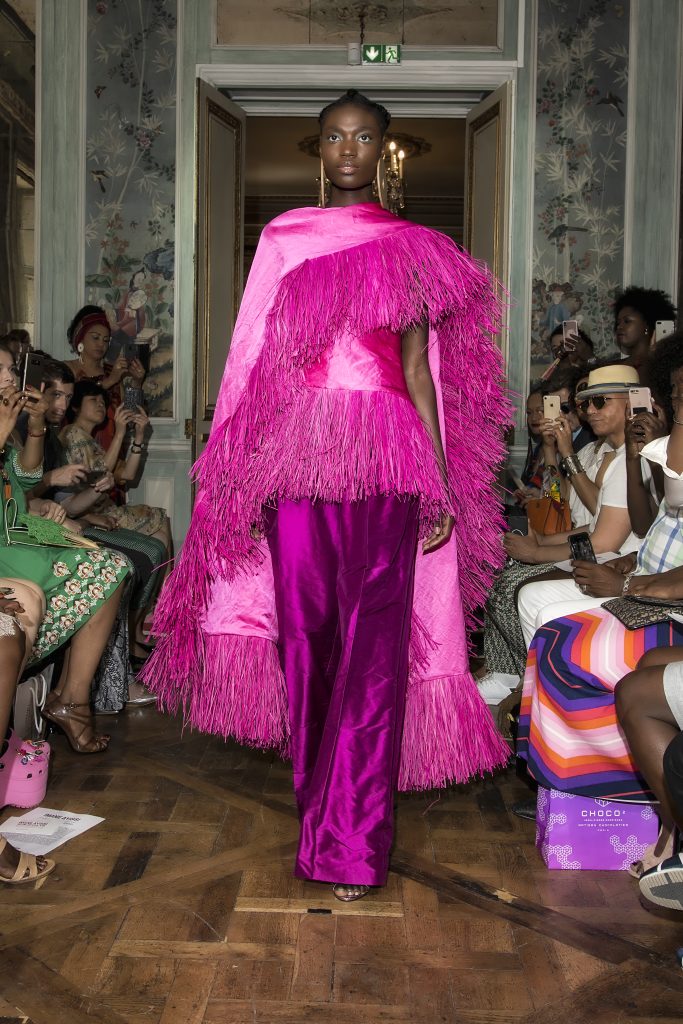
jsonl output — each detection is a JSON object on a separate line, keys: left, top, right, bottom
{"left": 143, "top": 203, "right": 511, "bottom": 789}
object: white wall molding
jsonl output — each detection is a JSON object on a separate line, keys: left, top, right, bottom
{"left": 196, "top": 60, "right": 520, "bottom": 93}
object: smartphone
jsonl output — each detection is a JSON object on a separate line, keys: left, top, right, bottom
{"left": 628, "top": 386, "right": 653, "bottom": 417}
{"left": 562, "top": 319, "right": 578, "bottom": 351}
{"left": 568, "top": 531, "right": 597, "bottom": 563}
{"left": 21, "top": 352, "right": 46, "bottom": 393}
{"left": 123, "top": 386, "right": 144, "bottom": 412}
{"left": 85, "top": 469, "right": 106, "bottom": 486}
{"left": 543, "top": 394, "right": 561, "bottom": 420}
{"left": 655, "top": 320, "right": 675, "bottom": 343}
{"left": 105, "top": 337, "right": 123, "bottom": 364}
{"left": 133, "top": 341, "right": 151, "bottom": 373}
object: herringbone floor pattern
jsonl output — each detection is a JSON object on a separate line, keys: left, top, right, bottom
{"left": 0, "top": 708, "right": 682, "bottom": 1023}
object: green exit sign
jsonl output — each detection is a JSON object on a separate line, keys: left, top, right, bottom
{"left": 361, "top": 44, "right": 401, "bottom": 65}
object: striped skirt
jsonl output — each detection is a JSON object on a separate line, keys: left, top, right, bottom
{"left": 517, "top": 606, "right": 683, "bottom": 801}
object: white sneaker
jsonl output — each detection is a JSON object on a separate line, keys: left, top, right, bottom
{"left": 476, "top": 672, "right": 520, "bottom": 706}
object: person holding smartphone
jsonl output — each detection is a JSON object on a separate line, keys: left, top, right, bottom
{"left": 614, "top": 286, "right": 677, "bottom": 373}
{"left": 504, "top": 363, "right": 647, "bottom": 645}
{"left": 0, "top": 341, "right": 130, "bottom": 754}
{"left": 65, "top": 305, "right": 146, "bottom": 459}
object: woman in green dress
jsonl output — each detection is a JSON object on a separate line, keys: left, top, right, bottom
{"left": 0, "top": 344, "right": 129, "bottom": 753}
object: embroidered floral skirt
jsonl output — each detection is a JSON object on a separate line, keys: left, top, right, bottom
{"left": 0, "top": 542, "right": 129, "bottom": 664}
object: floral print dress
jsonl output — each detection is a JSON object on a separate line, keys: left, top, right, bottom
{"left": 0, "top": 448, "right": 129, "bottom": 663}
{"left": 60, "top": 424, "right": 167, "bottom": 536}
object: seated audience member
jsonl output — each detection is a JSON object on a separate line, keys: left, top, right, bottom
{"left": 512, "top": 363, "right": 648, "bottom": 647}
{"left": 517, "top": 341, "right": 683, "bottom": 873}
{"left": 0, "top": 342, "right": 129, "bottom": 751}
{"left": 0, "top": 580, "right": 56, "bottom": 884}
{"left": 614, "top": 285, "right": 676, "bottom": 375}
{"left": 65, "top": 305, "right": 146, "bottom": 452}
{"left": 60, "top": 381, "right": 172, "bottom": 558}
{"left": 616, "top": 646, "right": 683, "bottom": 907}
{"left": 24, "top": 361, "right": 167, "bottom": 663}
{"left": 482, "top": 363, "right": 639, "bottom": 684}
{"left": 514, "top": 383, "right": 546, "bottom": 505}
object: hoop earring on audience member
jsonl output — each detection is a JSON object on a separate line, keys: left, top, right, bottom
{"left": 77, "top": 343, "right": 84, "bottom": 356}
{"left": 373, "top": 159, "right": 388, "bottom": 210}
{"left": 318, "top": 156, "right": 330, "bottom": 208}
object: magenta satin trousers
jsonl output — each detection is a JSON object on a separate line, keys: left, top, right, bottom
{"left": 267, "top": 494, "right": 419, "bottom": 886}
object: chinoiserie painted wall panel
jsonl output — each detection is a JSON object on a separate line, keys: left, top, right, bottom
{"left": 84, "top": 0, "right": 178, "bottom": 418}
{"left": 531, "top": 0, "right": 630, "bottom": 373}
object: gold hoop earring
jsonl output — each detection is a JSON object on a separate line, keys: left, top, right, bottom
{"left": 374, "top": 159, "right": 388, "bottom": 210}
{"left": 318, "top": 156, "right": 330, "bottom": 208}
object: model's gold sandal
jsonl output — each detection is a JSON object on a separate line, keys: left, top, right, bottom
{"left": 332, "top": 883, "right": 370, "bottom": 903}
{"left": 42, "top": 694, "right": 110, "bottom": 753}
{"left": 0, "top": 837, "right": 55, "bottom": 885}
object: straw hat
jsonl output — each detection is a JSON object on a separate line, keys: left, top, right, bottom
{"left": 577, "top": 363, "right": 640, "bottom": 400}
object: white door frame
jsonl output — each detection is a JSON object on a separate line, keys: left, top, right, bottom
{"left": 195, "top": 61, "right": 520, "bottom": 119}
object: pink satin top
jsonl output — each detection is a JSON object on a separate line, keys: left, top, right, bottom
{"left": 304, "top": 327, "right": 408, "bottom": 395}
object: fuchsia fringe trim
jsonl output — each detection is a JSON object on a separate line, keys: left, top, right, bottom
{"left": 255, "top": 386, "right": 448, "bottom": 530}
{"left": 398, "top": 673, "right": 510, "bottom": 790}
{"left": 146, "top": 631, "right": 289, "bottom": 754}
{"left": 144, "top": 632, "right": 508, "bottom": 791}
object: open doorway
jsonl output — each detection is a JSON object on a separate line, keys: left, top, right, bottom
{"left": 190, "top": 80, "right": 511, "bottom": 460}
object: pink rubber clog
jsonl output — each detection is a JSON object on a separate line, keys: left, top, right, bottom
{"left": 0, "top": 733, "right": 50, "bottom": 809}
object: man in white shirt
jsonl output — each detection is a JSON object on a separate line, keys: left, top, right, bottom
{"left": 504, "top": 364, "right": 642, "bottom": 646}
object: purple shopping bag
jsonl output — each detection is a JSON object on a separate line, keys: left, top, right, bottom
{"left": 535, "top": 787, "right": 658, "bottom": 870}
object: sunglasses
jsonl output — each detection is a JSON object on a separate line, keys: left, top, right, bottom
{"left": 576, "top": 395, "right": 613, "bottom": 413}
{"left": 560, "top": 401, "right": 573, "bottom": 414}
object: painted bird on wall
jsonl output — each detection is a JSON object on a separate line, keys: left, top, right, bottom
{"left": 595, "top": 92, "right": 625, "bottom": 116}
{"left": 90, "top": 169, "right": 110, "bottom": 194}
{"left": 546, "top": 224, "right": 590, "bottom": 240}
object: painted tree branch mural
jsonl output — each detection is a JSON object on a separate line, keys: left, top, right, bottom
{"left": 531, "top": 0, "right": 630, "bottom": 368}
{"left": 85, "top": 0, "right": 177, "bottom": 418}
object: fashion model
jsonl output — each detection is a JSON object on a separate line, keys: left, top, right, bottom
{"left": 144, "top": 90, "right": 510, "bottom": 901}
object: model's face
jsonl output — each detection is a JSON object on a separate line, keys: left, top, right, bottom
{"left": 80, "top": 324, "right": 110, "bottom": 361}
{"left": 615, "top": 306, "right": 649, "bottom": 353}
{"left": 45, "top": 381, "right": 74, "bottom": 425}
{"left": 0, "top": 350, "right": 19, "bottom": 390}
{"left": 320, "top": 104, "right": 384, "bottom": 195}
{"left": 526, "top": 391, "right": 544, "bottom": 435}
{"left": 79, "top": 393, "right": 107, "bottom": 425}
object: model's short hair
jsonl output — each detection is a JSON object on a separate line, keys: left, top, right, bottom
{"left": 319, "top": 89, "right": 391, "bottom": 134}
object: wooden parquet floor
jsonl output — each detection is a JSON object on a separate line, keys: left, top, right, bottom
{"left": 1, "top": 708, "right": 682, "bottom": 1024}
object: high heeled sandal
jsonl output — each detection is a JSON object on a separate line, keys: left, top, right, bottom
{"left": 0, "top": 837, "right": 55, "bottom": 885}
{"left": 332, "top": 883, "right": 370, "bottom": 903}
{"left": 41, "top": 695, "right": 110, "bottom": 754}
